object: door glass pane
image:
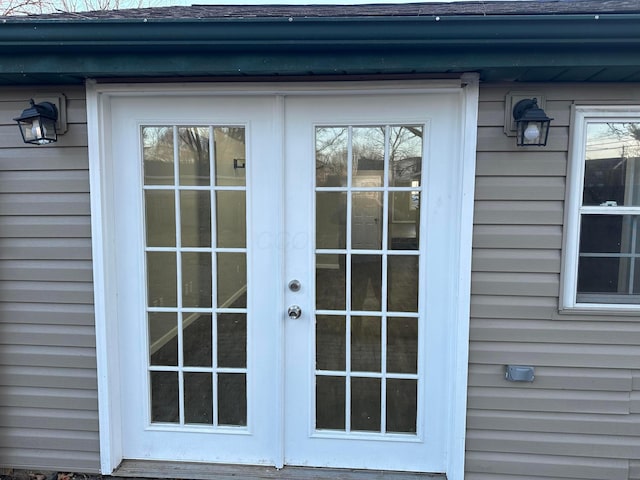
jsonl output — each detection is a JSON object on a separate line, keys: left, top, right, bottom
{"left": 143, "top": 124, "right": 248, "bottom": 429}
{"left": 181, "top": 190, "right": 211, "bottom": 247}
{"left": 214, "top": 127, "right": 246, "bottom": 186}
{"left": 352, "top": 192, "right": 382, "bottom": 250}
{"left": 386, "top": 379, "right": 417, "bottom": 433}
{"left": 388, "top": 255, "right": 419, "bottom": 312}
{"left": 218, "top": 374, "right": 247, "bottom": 426}
{"left": 147, "top": 252, "right": 177, "bottom": 307}
{"left": 218, "top": 313, "right": 246, "bottom": 368}
{"left": 316, "top": 315, "right": 345, "bottom": 371}
{"left": 351, "top": 255, "right": 382, "bottom": 311}
{"left": 183, "top": 313, "right": 212, "bottom": 367}
{"left": 351, "top": 377, "right": 381, "bottom": 432}
{"left": 184, "top": 372, "right": 213, "bottom": 424}
{"left": 388, "top": 126, "right": 422, "bottom": 187}
{"left": 150, "top": 371, "right": 179, "bottom": 423}
{"left": 387, "top": 317, "right": 418, "bottom": 374}
{"left": 316, "top": 192, "right": 346, "bottom": 249}
{"left": 216, "top": 191, "right": 246, "bottom": 248}
{"left": 351, "top": 316, "right": 381, "bottom": 372}
{"left": 148, "top": 312, "right": 178, "bottom": 366}
{"left": 179, "top": 127, "right": 210, "bottom": 186}
{"left": 217, "top": 253, "right": 247, "bottom": 308}
{"left": 143, "top": 126, "right": 174, "bottom": 185}
{"left": 145, "top": 190, "right": 176, "bottom": 247}
{"left": 314, "top": 124, "right": 422, "bottom": 437}
{"left": 389, "top": 191, "right": 419, "bottom": 250}
{"left": 182, "top": 252, "right": 212, "bottom": 308}
{"left": 316, "top": 254, "right": 346, "bottom": 310}
{"left": 316, "top": 127, "right": 348, "bottom": 187}
{"left": 353, "top": 127, "right": 384, "bottom": 187}
{"left": 316, "top": 376, "right": 345, "bottom": 430}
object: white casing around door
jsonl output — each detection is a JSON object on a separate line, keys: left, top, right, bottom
{"left": 87, "top": 80, "right": 477, "bottom": 479}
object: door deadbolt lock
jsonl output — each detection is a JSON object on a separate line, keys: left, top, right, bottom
{"left": 287, "top": 305, "right": 302, "bottom": 319}
{"left": 288, "top": 280, "right": 301, "bottom": 292}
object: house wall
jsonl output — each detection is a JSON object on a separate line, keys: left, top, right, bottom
{"left": 467, "top": 83, "right": 640, "bottom": 480}
{"left": 0, "top": 87, "right": 99, "bottom": 472}
{"left": 1, "top": 82, "right": 639, "bottom": 478}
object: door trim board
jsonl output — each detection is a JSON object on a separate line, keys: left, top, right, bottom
{"left": 86, "top": 77, "right": 478, "bottom": 480}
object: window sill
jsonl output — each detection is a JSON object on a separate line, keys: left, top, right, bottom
{"left": 559, "top": 303, "right": 640, "bottom": 316}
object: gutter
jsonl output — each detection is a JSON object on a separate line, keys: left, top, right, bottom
{"left": 1, "top": 14, "right": 639, "bottom": 48}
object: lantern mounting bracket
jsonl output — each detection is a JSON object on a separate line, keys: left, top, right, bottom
{"left": 503, "top": 91, "right": 547, "bottom": 137}
{"left": 33, "top": 94, "right": 68, "bottom": 134}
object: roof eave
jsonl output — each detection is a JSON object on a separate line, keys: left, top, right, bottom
{"left": 1, "top": 14, "right": 639, "bottom": 84}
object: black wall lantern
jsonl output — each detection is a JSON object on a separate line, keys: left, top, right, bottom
{"left": 14, "top": 99, "right": 58, "bottom": 145}
{"left": 512, "top": 98, "right": 553, "bottom": 147}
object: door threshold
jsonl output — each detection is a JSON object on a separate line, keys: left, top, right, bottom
{"left": 113, "top": 460, "right": 446, "bottom": 480}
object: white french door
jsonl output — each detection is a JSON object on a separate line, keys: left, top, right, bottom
{"left": 98, "top": 84, "right": 472, "bottom": 476}
{"left": 283, "top": 94, "right": 460, "bottom": 471}
{"left": 111, "top": 96, "right": 281, "bottom": 466}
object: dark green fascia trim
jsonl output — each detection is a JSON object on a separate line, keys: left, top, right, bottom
{"left": 4, "top": 45, "right": 640, "bottom": 75}
{"left": 0, "top": 14, "right": 639, "bottom": 82}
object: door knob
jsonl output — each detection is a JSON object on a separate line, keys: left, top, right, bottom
{"left": 287, "top": 305, "right": 302, "bottom": 319}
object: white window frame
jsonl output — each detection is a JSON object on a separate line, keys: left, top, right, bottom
{"left": 562, "top": 105, "right": 640, "bottom": 311}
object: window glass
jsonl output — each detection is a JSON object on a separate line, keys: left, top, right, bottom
{"left": 569, "top": 117, "right": 640, "bottom": 306}
{"left": 577, "top": 214, "right": 640, "bottom": 301}
{"left": 583, "top": 123, "right": 640, "bottom": 207}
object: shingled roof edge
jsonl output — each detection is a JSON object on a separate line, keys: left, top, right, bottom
{"left": 3, "top": 0, "right": 640, "bottom": 21}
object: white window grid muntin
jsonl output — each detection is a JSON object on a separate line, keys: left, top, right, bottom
{"left": 141, "top": 125, "right": 249, "bottom": 430}
{"left": 565, "top": 108, "right": 640, "bottom": 310}
{"left": 313, "top": 124, "right": 424, "bottom": 438}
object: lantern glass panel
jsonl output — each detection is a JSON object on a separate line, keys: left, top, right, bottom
{"left": 516, "top": 120, "right": 550, "bottom": 147}
{"left": 17, "top": 117, "right": 57, "bottom": 145}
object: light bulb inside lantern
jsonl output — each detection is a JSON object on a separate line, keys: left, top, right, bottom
{"left": 524, "top": 123, "right": 540, "bottom": 141}
{"left": 31, "top": 122, "right": 45, "bottom": 139}
{"left": 31, "top": 122, "right": 52, "bottom": 145}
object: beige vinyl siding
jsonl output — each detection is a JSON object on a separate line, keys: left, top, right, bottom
{"left": 0, "top": 88, "right": 99, "bottom": 472}
{"left": 2, "top": 80, "right": 639, "bottom": 479}
{"left": 467, "top": 84, "right": 640, "bottom": 480}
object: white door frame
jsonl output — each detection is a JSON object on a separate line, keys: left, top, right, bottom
{"left": 86, "top": 77, "right": 478, "bottom": 480}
